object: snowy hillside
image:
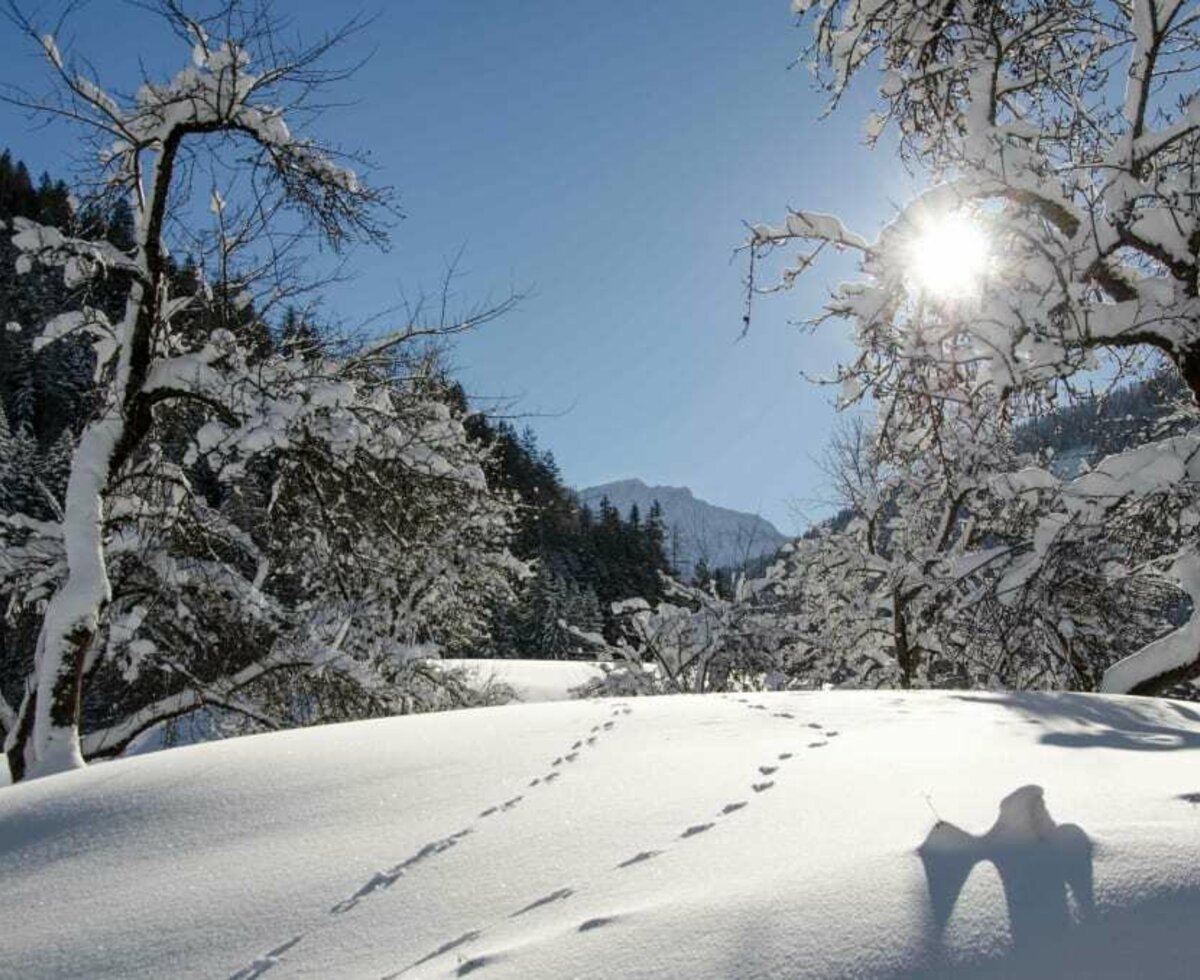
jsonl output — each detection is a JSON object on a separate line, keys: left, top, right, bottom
{"left": 4, "top": 689, "right": 1200, "bottom": 978}
{"left": 578, "top": 478, "right": 788, "bottom": 576}
{"left": 442, "top": 659, "right": 608, "bottom": 702}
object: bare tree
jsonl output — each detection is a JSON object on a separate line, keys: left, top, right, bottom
{"left": 0, "top": 2, "right": 519, "bottom": 780}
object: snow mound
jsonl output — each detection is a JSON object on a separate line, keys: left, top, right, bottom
{"left": 440, "top": 659, "right": 609, "bottom": 702}
{"left": 4, "top": 690, "right": 1200, "bottom": 978}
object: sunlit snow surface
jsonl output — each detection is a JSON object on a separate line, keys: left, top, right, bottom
{"left": 4, "top": 690, "right": 1200, "bottom": 978}
{"left": 442, "top": 658, "right": 608, "bottom": 702}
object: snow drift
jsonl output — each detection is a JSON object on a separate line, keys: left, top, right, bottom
{"left": 3, "top": 690, "right": 1200, "bottom": 978}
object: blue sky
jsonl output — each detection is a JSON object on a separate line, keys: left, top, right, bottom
{"left": 0, "top": 1, "right": 913, "bottom": 532}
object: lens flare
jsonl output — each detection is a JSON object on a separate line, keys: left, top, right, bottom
{"left": 907, "top": 213, "right": 990, "bottom": 301}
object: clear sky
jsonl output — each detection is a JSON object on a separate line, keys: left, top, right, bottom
{"left": 0, "top": 1, "right": 915, "bottom": 533}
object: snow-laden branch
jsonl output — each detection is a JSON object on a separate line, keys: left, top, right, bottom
{"left": 1101, "top": 549, "right": 1200, "bottom": 694}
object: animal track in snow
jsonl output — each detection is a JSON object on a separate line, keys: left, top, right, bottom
{"left": 228, "top": 935, "right": 303, "bottom": 980}
{"left": 680, "top": 822, "right": 715, "bottom": 838}
{"left": 617, "top": 850, "right": 662, "bottom": 869}
{"left": 772, "top": 712, "right": 795, "bottom": 720}
{"left": 510, "top": 887, "right": 574, "bottom": 918}
{"left": 331, "top": 828, "right": 472, "bottom": 913}
{"left": 720, "top": 802, "right": 747, "bottom": 816}
{"left": 457, "top": 954, "right": 502, "bottom": 976}
{"left": 778, "top": 752, "right": 793, "bottom": 760}
{"left": 396, "top": 930, "right": 482, "bottom": 975}
{"left": 758, "top": 765, "right": 778, "bottom": 776}
{"left": 752, "top": 781, "right": 775, "bottom": 793}
{"left": 808, "top": 741, "right": 828, "bottom": 749}
{"left": 578, "top": 916, "right": 620, "bottom": 932}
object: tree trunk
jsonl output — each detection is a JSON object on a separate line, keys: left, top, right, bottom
{"left": 4, "top": 688, "right": 36, "bottom": 783}
{"left": 894, "top": 591, "right": 917, "bottom": 689}
{"left": 1175, "top": 345, "right": 1200, "bottom": 405}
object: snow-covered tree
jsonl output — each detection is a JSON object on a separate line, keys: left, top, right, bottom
{"left": 0, "top": 3, "right": 519, "bottom": 781}
{"left": 571, "top": 575, "right": 789, "bottom": 696}
{"left": 750, "top": 0, "right": 1200, "bottom": 696}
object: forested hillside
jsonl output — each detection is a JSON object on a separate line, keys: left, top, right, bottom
{"left": 463, "top": 413, "right": 673, "bottom": 657}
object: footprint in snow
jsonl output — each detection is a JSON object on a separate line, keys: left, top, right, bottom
{"left": 826, "top": 730, "right": 840, "bottom": 737}
{"left": 551, "top": 757, "right": 564, "bottom": 767}
{"left": 617, "top": 850, "right": 663, "bottom": 869}
{"left": 479, "top": 806, "right": 498, "bottom": 818}
{"left": 571, "top": 740, "right": 583, "bottom": 750}
{"left": 544, "top": 772, "right": 561, "bottom": 784}
{"left": 500, "top": 796, "right": 523, "bottom": 811}
{"left": 331, "top": 829, "right": 473, "bottom": 913}
{"left": 510, "top": 887, "right": 574, "bottom": 918}
{"left": 578, "top": 916, "right": 620, "bottom": 932}
{"left": 586, "top": 736, "right": 597, "bottom": 746}
{"left": 807, "top": 723, "right": 823, "bottom": 730}
{"left": 603, "top": 721, "right": 615, "bottom": 730}
{"left": 720, "top": 801, "right": 748, "bottom": 816}
{"left": 758, "top": 765, "right": 778, "bottom": 776}
{"left": 680, "top": 822, "right": 715, "bottom": 838}
{"left": 752, "top": 781, "right": 775, "bottom": 793}
{"left": 565, "top": 752, "right": 579, "bottom": 763}
{"left": 808, "top": 741, "right": 828, "bottom": 749}
{"left": 227, "top": 935, "right": 303, "bottom": 980}
{"left": 772, "top": 712, "right": 796, "bottom": 720}
{"left": 529, "top": 778, "right": 541, "bottom": 787}
{"left": 457, "top": 954, "right": 502, "bottom": 976}
{"left": 778, "top": 752, "right": 794, "bottom": 760}
{"left": 399, "top": 930, "right": 482, "bottom": 974}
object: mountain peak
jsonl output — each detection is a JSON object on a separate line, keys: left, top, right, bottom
{"left": 577, "top": 479, "right": 787, "bottom": 576}
{"left": 591, "top": 478, "right": 695, "bottom": 502}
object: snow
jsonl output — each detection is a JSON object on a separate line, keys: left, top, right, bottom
{"left": 751, "top": 209, "right": 870, "bottom": 250}
{"left": 441, "top": 659, "right": 609, "bottom": 703}
{"left": 4, "top": 690, "right": 1200, "bottom": 978}
{"left": 1101, "top": 550, "right": 1200, "bottom": 694}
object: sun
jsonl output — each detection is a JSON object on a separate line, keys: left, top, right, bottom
{"left": 906, "top": 212, "right": 990, "bottom": 301}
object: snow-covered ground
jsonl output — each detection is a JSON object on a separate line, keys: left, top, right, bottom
{"left": 3, "top": 690, "right": 1200, "bottom": 978}
{"left": 441, "top": 658, "right": 609, "bottom": 702}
